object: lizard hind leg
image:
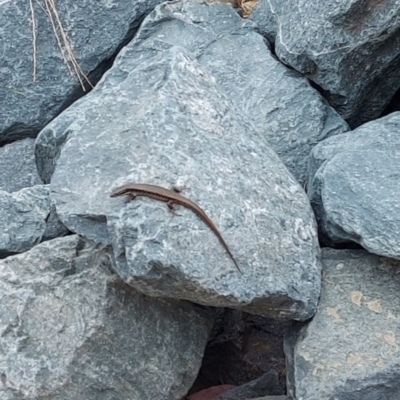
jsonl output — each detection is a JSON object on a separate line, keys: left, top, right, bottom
{"left": 167, "top": 200, "right": 182, "bottom": 216}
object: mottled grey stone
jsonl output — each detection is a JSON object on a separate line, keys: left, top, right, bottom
{"left": 249, "top": 0, "right": 400, "bottom": 127}
{"left": 0, "top": 138, "right": 42, "bottom": 192}
{"left": 0, "top": 0, "right": 165, "bottom": 145}
{"left": 0, "top": 185, "right": 68, "bottom": 256}
{"left": 0, "top": 235, "right": 214, "bottom": 400}
{"left": 308, "top": 112, "right": 400, "bottom": 259}
{"left": 0, "top": 186, "right": 47, "bottom": 256}
{"left": 35, "top": 3, "right": 320, "bottom": 320}
{"left": 41, "top": 204, "right": 70, "bottom": 241}
{"left": 285, "top": 249, "right": 400, "bottom": 400}
{"left": 128, "top": 0, "right": 348, "bottom": 185}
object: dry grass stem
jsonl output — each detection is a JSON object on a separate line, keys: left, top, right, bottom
{"left": 44, "top": 0, "right": 93, "bottom": 89}
{"left": 30, "top": 0, "right": 92, "bottom": 90}
{"left": 29, "top": 0, "right": 37, "bottom": 81}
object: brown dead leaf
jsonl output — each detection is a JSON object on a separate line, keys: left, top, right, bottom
{"left": 186, "top": 385, "right": 236, "bottom": 400}
{"left": 236, "top": 0, "right": 258, "bottom": 18}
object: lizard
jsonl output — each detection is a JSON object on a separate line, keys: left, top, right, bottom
{"left": 110, "top": 183, "right": 242, "bottom": 273}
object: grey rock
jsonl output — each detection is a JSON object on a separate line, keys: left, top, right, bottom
{"left": 0, "top": 0, "right": 165, "bottom": 145}
{"left": 308, "top": 112, "right": 400, "bottom": 259}
{"left": 129, "top": 0, "right": 348, "bottom": 185}
{"left": 35, "top": 3, "right": 321, "bottom": 320}
{"left": 16, "top": 185, "right": 70, "bottom": 241}
{"left": 249, "top": 0, "right": 400, "bottom": 127}
{"left": 0, "top": 186, "right": 47, "bottom": 256}
{"left": 0, "top": 138, "right": 42, "bottom": 192}
{"left": 285, "top": 248, "right": 400, "bottom": 400}
{"left": 41, "top": 204, "right": 70, "bottom": 241}
{"left": 0, "top": 235, "right": 214, "bottom": 400}
{"left": 0, "top": 185, "right": 68, "bottom": 256}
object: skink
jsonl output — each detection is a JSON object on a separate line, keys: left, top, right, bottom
{"left": 110, "top": 183, "right": 241, "bottom": 273}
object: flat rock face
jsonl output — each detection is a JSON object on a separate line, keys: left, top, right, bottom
{"left": 308, "top": 112, "right": 400, "bottom": 259}
{"left": 285, "top": 249, "right": 400, "bottom": 400}
{"left": 0, "top": 139, "right": 42, "bottom": 192}
{"left": 35, "top": 2, "right": 321, "bottom": 320}
{"left": 0, "top": 235, "right": 213, "bottom": 400}
{"left": 0, "top": 0, "right": 165, "bottom": 145}
{"left": 250, "top": 0, "right": 400, "bottom": 127}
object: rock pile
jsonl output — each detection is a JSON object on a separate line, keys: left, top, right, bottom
{"left": 1, "top": 0, "right": 400, "bottom": 398}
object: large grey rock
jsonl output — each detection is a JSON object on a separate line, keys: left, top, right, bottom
{"left": 127, "top": 0, "right": 348, "bottom": 185}
{"left": 285, "top": 249, "right": 400, "bottom": 400}
{"left": 250, "top": 0, "right": 400, "bottom": 127}
{"left": 0, "top": 138, "right": 42, "bottom": 192}
{"left": 308, "top": 112, "right": 400, "bottom": 259}
{"left": 0, "top": 235, "right": 214, "bottom": 400}
{"left": 0, "top": 185, "right": 68, "bottom": 257}
{"left": 35, "top": 3, "right": 321, "bottom": 320}
{"left": 0, "top": 0, "right": 165, "bottom": 145}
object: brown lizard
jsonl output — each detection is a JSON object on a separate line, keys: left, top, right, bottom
{"left": 110, "top": 183, "right": 242, "bottom": 273}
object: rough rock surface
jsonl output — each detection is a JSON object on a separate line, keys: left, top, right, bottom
{"left": 33, "top": 1, "right": 349, "bottom": 186}
{"left": 3, "top": 0, "right": 400, "bottom": 398}
{"left": 249, "top": 0, "right": 400, "bottom": 127}
{"left": 35, "top": 2, "right": 321, "bottom": 321}
{"left": 0, "top": 0, "right": 166, "bottom": 145}
{"left": 125, "top": 0, "right": 348, "bottom": 185}
{"left": 285, "top": 248, "right": 400, "bottom": 400}
{"left": 0, "top": 235, "right": 214, "bottom": 400}
{"left": 0, "top": 185, "right": 67, "bottom": 256}
{"left": 308, "top": 112, "right": 400, "bottom": 259}
{"left": 0, "top": 185, "right": 47, "bottom": 257}
{"left": 0, "top": 139, "right": 42, "bottom": 192}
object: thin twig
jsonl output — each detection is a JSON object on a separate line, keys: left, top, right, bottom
{"left": 29, "top": 0, "right": 37, "bottom": 81}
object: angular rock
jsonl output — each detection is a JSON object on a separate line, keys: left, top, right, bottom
{"left": 0, "top": 138, "right": 42, "bottom": 192}
{"left": 0, "top": 0, "right": 166, "bottom": 144}
{"left": 34, "top": 1, "right": 348, "bottom": 186}
{"left": 132, "top": 0, "right": 348, "bottom": 184}
{"left": 35, "top": 3, "right": 320, "bottom": 321}
{"left": 41, "top": 203, "right": 70, "bottom": 242}
{"left": 0, "top": 185, "right": 68, "bottom": 257}
{"left": 250, "top": 0, "right": 400, "bottom": 127}
{"left": 0, "top": 235, "right": 214, "bottom": 400}
{"left": 285, "top": 248, "right": 400, "bottom": 400}
{"left": 308, "top": 112, "right": 400, "bottom": 259}
{"left": 0, "top": 186, "right": 47, "bottom": 256}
